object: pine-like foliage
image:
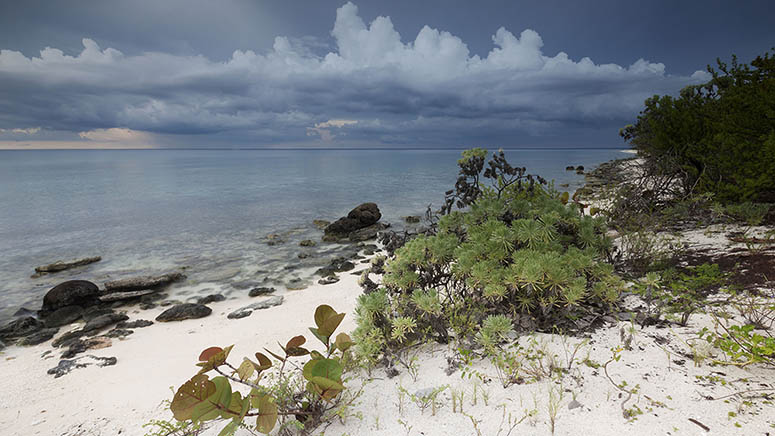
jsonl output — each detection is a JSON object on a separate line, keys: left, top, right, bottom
{"left": 354, "top": 149, "right": 623, "bottom": 361}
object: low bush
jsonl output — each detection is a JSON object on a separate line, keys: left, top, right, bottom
{"left": 354, "top": 149, "right": 623, "bottom": 364}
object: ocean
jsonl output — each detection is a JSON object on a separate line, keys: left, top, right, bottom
{"left": 0, "top": 148, "right": 627, "bottom": 322}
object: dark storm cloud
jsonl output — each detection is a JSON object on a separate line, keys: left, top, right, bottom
{"left": 0, "top": 1, "right": 766, "bottom": 147}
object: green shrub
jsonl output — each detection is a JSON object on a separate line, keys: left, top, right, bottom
{"left": 354, "top": 149, "right": 623, "bottom": 363}
{"left": 621, "top": 50, "right": 775, "bottom": 203}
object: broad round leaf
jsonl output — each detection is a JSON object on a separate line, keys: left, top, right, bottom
{"left": 170, "top": 374, "right": 216, "bottom": 421}
{"left": 255, "top": 394, "right": 278, "bottom": 434}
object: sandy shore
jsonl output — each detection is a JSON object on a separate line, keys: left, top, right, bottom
{"left": 0, "top": 272, "right": 365, "bottom": 436}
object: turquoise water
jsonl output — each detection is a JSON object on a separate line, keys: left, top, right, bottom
{"left": 0, "top": 148, "right": 626, "bottom": 322}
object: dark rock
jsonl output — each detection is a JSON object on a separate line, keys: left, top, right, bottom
{"left": 248, "top": 287, "right": 275, "bottom": 297}
{"left": 565, "top": 166, "right": 575, "bottom": 171}
{"left": 42, "top": 280, "right": 100, "bottom": 312}
{"left": 61, "top": 336, "right": 112, "bottom": 358}
{"left": 18, "top": 328, "right": 59, "bottom": 346}
{"left": 313, "top": 219, "right": 330, "bottom": 229}
{"left": 231, "top": 280, "right": 261, "bottom": 290}
{"left": 116, "top": 319, "right": 153, "bottom": 329}
{"left": 156, "top": 303, "right": 212, "bottom": 322}
{"left": 52, "top": 329, "right": 87, "bottom": 348}
{"left": 98, "top": 289, "right": 158, "bottom": 302}
{"left": 104, "top": 328, "right": 133, "bottom": 338}
{"left": 349, "top": 223, "right": 388, "bottom": 242}
{"left": 318, "top": 276, "right": 340, "bottom": 285}
{"left": 104, "top": 272, "right": 185, "bottom": 293}
{"left": 43, "top": 305, "right": 83, "bottom": 328}
{"left": 576, "top": 165, "right": 585, "bottom": 171}
{"left": 297, "top": 252, "right": 310, "bottom": 259}
{"left": 139, "top": 303, "right": 157, "bottom": 310}
{"left": 82, "top": 313, "right": 129, "bottom": 333}
{"left": 13, "top": 307, "right": 36, "bottom": 317}
{"left": 0, "top": 316, "right": 44, "bottom": 341}
{"left": 315, "top": 257, "right": 356, "bottom": 277}
{"left": 34, "top": 256, "right": 101, "bottom": 274}
{"left": 0, "top": 340, "right": 4, "bottom": 351}
{"left": 81, "top": 307, "right": 115, "bottom": 322}
{"left": 197, "top": 294, "right": 225, "bottom": 305}
{"left": 227, "top": 296, "right": 284, "bottom": 319}
{"left": 404, "top": 215, "right": 421, "bottom": 223}
{"left": 299, "top": 239, "right": 316, "bottom": 247}
{"left": 159, "top": 300, "right": 181, "bottom": 307}
{"left": 324, "top": 203, "right": 382, "bottom": 239}
{"left": 47, "top": 355, "right": 117, "bottom": 378}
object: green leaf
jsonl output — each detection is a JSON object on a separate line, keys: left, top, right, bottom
{"left": 319, "top": 312, "right": 345, "bottom": 338}
{"left": 236, "top": 359, "right": 254, "bottom": 381}
{"left": 221, "top": 392, "right": 244, "bottom": 418}
{"left": 218, "top": 419, "right": 241, "bottom": 436}
{"left": 170, "top": 374, "right": 216, "bottom": 421}
{"left": 255, "top": 394, "right": 278, "bottom": 434}
{"left": 314, "top": 305, "right": 337, "bottom": 329}
{"left": 309, "top": 327, "right": 329, "bottom": 346}
{"left": 191, "top": 376, "right": 232, "bottom": 422}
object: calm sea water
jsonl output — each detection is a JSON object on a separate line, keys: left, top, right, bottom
{"left": 0, "top": 148, "right": 626, "bottom": 322}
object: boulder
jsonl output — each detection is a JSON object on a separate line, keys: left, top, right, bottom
{"left": 82, "top": 307, "right": 116, "bottom": 322}
{"left": 156, "top": 303, "right": 212, "bottom": 322}
{"left": 348, "top": 223, "right": 388, "bottom": 242}
{"left": 404, "top": 215, "right": 421, "bottom": 223}
{"left": 34, "top": 256, "right": 101, "bottom": 274}
{"left": 104, "top": 272, "right": 185, "bottom": 293}
{"left": 0, "top": 316, "right": 45, "bottom": 341}
{"left": 227, "top": 296, "right": 284, "bottom": 319}
{"left": 43, "top": 305, "right": 83, "bottom": 328}
{"left": 42, "top": 280, "right": 100, "bottom": 312}
{"left": 248, "top": 287, "right": 275, "bottom": 297}
{"left": 313, "top": 219, "right": 330, "bottom": 229}
{"left": 18, "top": 328, "right": 59, "bottom": 346}
{"left": 299, "top": 239, "right": 316, "bottom": 247}
{"left": 315, "top": 257, "right": 355, "bottom": 277}
{"left": 82, "top": 313, "right": 129, "bottom": 333}
{"left": 323, "top": 203, "right": 382, "bottom": 240}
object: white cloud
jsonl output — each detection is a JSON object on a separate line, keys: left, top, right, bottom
{"left": 78, "top": 127, "right": 150, "bottom": 142}
{"left": 0, "top": 127, "right": 41, "bottom": 135}
{"left": 0, "top": 2, "right": 710, "bottom": 146}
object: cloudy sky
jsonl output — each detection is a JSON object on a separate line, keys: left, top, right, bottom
{"left": 0, "top": 1, "right": 772, "bottom": 149}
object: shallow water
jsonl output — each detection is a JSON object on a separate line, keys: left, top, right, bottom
{"left": 0, "top": 148, "right": 626, "bottom": 322}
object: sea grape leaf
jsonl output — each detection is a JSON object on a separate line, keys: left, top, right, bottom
{"left": 236, "top": 359, "right": 254, "bottom": 381}
{"left": 283, "top": 335, "right": 310, "bottom": 356}
{"left": 199, "top": 347, "right": 223, "bottom": 361}
{"left": 308, "top": 327, "right": 328, "bottom": 346}
{"left": 170, "top": 374, "right": 216, "bottom": 421}
{"left": 221, "top": 392, "right": 244, "bottom": 418}
{"left": 302, "top": 358, "right": 342, "bottom": 384}
{"left": 197, "top": 345, "right": 234, "bottom": 374}
{"left": 191, "top": 376, "right": 232, "bottom": 422}
{"left": 218, "top": 419, "right": 241, "bottom": 436}
{"left": 264, "top": 348, "right": 286, "bottom": 362}
{"left": 286, "top": 335, "right": 306, "bottom": 349}
{"left": 335, "top": 332, "right": 354, "bottom": 352}
{"left": 254, "top": 394, "right": 278, "bottom": 434}
{"left": 254, "top": 352, "right": 272, "bottom": 371}
{"left": 319, "top": 312, "right": 345, "bottom": 338}
{"left": 314, "top": 305, "right": 337, "bottom": 329}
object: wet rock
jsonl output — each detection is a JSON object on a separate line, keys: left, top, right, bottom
{"left": 404, "top": 215, "right": 421, "bottom": 223}
{"left": 315, "top": 257, "right": 355, "bottom": 277}
{"left": 297, "top": 252, "right": 310, "bottom": 259}
{"left": 98, "top": 289, "right": 158, "bottom": 303}
{"left": 197, "top": 294, "right": 225, "bottom": 305}
{"left": 34, "top": 256, "right": 101, "bottom": 275}
{"left": 323, "top": 203, "right": 382, "bottom": 240}
{"left": 285, "top": 278, "right": 307, "bottom": 291}
{"left": 227, "top": 296, "right": 284, "bottom": 319}
{"left": 565, "top": 165, "right": 575, "bottom": 171}
{"left": 82, "top": 313, "right": 129, "bottom": 333}
{"left": 43, "top": 305, "right": 83, "bottom": 328}
{"left": 116, "top": 319, "right": 153, "bottom": 329}
{"left": 0, "top": 339, "right": 5, "bottom": 351}
{"left": 104, "top": 272, "right": 185, "bottom": 293}
{"left": 13, "top": 307, "right": 36, "bottom": 317}
{"left": 318, "top": 276, "right": 340, "bottom": 285}
{"left": 248, "top": 287, "right": 275, "bottom": 297}
{"left": 18, "top": 328, "right": 59, "bottom": 346}
{"left": 313, "top": 219, "right": 330, "bottom": 230}
{"left": 156, "top": 303, "right": 212, "bottom": 322}
{"left": 0, "top": 316, "right": 44, "bottom": 341}
{"left": 265, "top": 233, "right": 286, "bottom": 246}
{"left": 576, "top": 165, "right": 585, "bottom": 171}
{"left": 47, "top": 355, "right": 117, "bottom": 378}
{"left": 349, "top": 223, "right": 389, "bottom": 242}
{"left": 231, "top": 280, "right": 261, "bottom": 290}
{"left": 299, "top": 239, "right": 316, "bottom": 247}
{"left": 42, "top": 280, "right": 100, "bottom": 312}
{"left": 139, "top": 303, "right": 157, "bottom": 310}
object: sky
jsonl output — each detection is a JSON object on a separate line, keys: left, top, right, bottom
{"left": 0, "top": 0, "right": 772, "bottom": 149}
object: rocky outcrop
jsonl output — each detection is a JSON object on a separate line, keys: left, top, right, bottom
{"left": 42, "top": 280, "right": 100, "bottom": 312}
{"left": 318, "top": 276, "right": 340, "bottom": 285}
{"left": 155, "top": 303, "right": 212, "bottom": 322}
{"left": 34, "top": 256, "right": 101, "bottom": 275}
{"left": 82, "top": 313, "right": 129, "bottom": 334}
{"left": 197, "top": 294, "right": 225, "bottom": 304}
{"left": 248, "top": 287, "right": 275, "bottom": 297}
{"left": 0, "top": 316, "right": 45, "bottom": 342}
{"left": 315, "top": 257, "right": 355, "bottom": 277}
{"left": 104, "top": 272, "right": 185, "bottom": 293}
{"left": 17, "top": 328, "right": 59, "bottom": 346}
{"left": 44, "top": 305, "right": 84, "bottom": 328}
{"left": 116, "top": 319, "right": 153, "bottom": 329}
{"left": 98, "top": 289, "right": 158, "bottom": 303}
{"left": 348, "top": 222, "right": 389, "bottom": 242}
{"left": 323, "top": 203, "right": 383, "bottom": 242}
